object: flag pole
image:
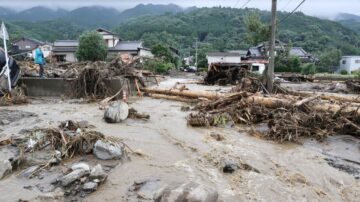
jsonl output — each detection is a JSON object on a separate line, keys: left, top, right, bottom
{"left": 2, "top": 22, "right": 11, "bottom": 91}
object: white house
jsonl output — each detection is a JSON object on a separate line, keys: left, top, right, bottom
{"left": 339, "top": 56, "right": 360, "bottom": 73}
{"left": 52, "top": 40, "right": 79, "bottom": 62}
{"left": 206, "top": 52, "right": 241, "bottom": 70}
{"left": 109, "top": 41, "right": 153, "bottom": 58}
{"left": 96, "top": 28, "right": 120, "bottom": 48}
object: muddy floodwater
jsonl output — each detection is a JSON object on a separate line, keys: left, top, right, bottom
{"left": 0, "top": 76, "right": 359, "bottom": 201}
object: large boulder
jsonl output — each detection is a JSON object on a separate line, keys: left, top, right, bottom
{"left": 104, "top": 101, "right": 129, "bottom": 123}
{"left": 93, "top": 140, "right": 124, "bottom": 160}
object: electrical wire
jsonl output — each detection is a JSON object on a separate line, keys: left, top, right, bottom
{"left": 240, "top": 0, "right": 252, "bottom": 9}
{"left": 234, "top": 0, "right": 243, "bottom": 8}
{"left": 279, "top": 0, "right": 306, "bottom": 24}
{"left": 280, "top": 0, "right": 293, "bottom": 11}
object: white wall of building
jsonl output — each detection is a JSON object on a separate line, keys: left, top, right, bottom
{"left": 206, "top": 55, "right": 241, "bottom": 65}
{"left": 97, "top": 30, "right": 119, "bottom": 48}
{"left": 251, "top": 63, "right": 266, "bottom": 74}
{"left": 339, "top": 56, "right": 360, "bottom": 73}
{"left": 139, "top": 49, "right": 154, "bottom": 58}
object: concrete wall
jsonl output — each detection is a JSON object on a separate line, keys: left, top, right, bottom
{"left": 20, "top": 77, "right": 75, "bottom": 97}
{"left": 339, "top": 56, "right": 360, "bottom": 73}
{"left": 19, "top": 77, "right": 142, "bottom": 98}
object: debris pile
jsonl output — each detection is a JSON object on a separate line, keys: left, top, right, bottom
{"left": 0, "top": 120, "right": 131, "bottom": 200}
{"left": 188, "top": 92, "right": 360, "bottom": 142}
{"left": 19, "top": 53, "right": 158, "bottom": 99}
{"left": 204, "top": 63, "right": 246, "bottom": 85}
{"left": 346, "top": 80, "right": 360, "bottom": 93}
{"left": 0, "top": 86, "right": 28, "bottom": 106}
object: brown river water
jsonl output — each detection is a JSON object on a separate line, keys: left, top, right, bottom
{"left": 0, "top": 76, "right": 359, "bottom": 201}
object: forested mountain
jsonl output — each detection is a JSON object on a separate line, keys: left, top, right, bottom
{"left": 335, "top": 13, "right": 360, "bottom": 33}
{"left": 118, "top": 4, "right": 184, "bottom": 21}
{"left": 61, "top": 6, "right": 120, "bottom": 28}
{"left": 114, "top": 7, "right": 360, "bottom": 56}
{"left": 0, "top": 4, "right": 189, "bottom": 28}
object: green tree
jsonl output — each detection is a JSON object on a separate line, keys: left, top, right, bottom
{"left": 317, "top": 49, "right": 342, "bottom": 72}
{"left": 244, "top": 12, "right": 270, "bottom": 45}
{"left": 76, "top": 31, "right": 107, "bottom": 61}
{"left": 301, "top": 63, "right": 316, "bottom": 75}
{"left": 151, "top": 44, "right": 173, "bottom": 62}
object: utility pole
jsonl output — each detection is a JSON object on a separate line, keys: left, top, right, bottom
{"left": 195, "top": 39, "right": 198, "bottom": 69}
{"left": 267, "top": 0, "right": 277, "bottom": 93}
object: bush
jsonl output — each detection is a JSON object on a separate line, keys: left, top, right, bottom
{"left": 301, "top": 63, "right": 316, "bottom": 75}
{"left": 352, "top": 70, "right": 360, "bottom": 79}
{"left": 340, "top": 70, "right": 348, "bottom": 75}
{"left": 144, "top": 59, "right": 174, "bottom": 74}
{"left": 76, "top": 31, "right": 108, "bottom": 61}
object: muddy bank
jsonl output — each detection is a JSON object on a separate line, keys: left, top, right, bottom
{"left": 0, "top": 77, "right": 359, "bottom": 201}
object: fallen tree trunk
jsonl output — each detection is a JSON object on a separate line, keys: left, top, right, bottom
{"left": 150, "top": 94, "right": 200, "bottom": 103}
{"left": 141, "top": 88, "right": 223, "bottom": 100}
{"left": 285, "top": 89, "right": 360, "bottom": 103}
{"left": 244, "top": 95, "right": 360, "bottom": 115}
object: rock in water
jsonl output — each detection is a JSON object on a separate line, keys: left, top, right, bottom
{"left": 89, "top": 164, "right": 107, "bottom": 182}
{"left": 60, "top": 169, "right": 90, "bottom": 187}
{"left": 156, "top": 182, "right": 218, "bottom": 202}
{"left": 104, "top": 101, "right": 129, "bottom": 123}
{"left": 0, "top": 160, "right": 12, "bottom": 179}
{"left": 83, "top": 182, "right": 98, "bottom": 192}
{"left": 93, "top": 140, "right": 124, "bottom": 160}
{"left": 71, "top": 162, "right": 90, "bottom": 172}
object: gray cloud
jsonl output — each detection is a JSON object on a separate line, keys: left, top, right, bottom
{"left": 0, "top": 0, "right": 359, "bottom": 17}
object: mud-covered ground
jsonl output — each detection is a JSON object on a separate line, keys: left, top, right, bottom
{"left": 1, "top": 75, "right": 360, "bottom": 201}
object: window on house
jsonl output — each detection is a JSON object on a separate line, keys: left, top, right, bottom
{"left": 342, "top": 60, "right": 346, "bottom": 65}
{"left": 252, "top": 66, "right": 260, "bottom": 72}
{"left": 355, "top": 60, "right": 360, "bottom": 64}
{"left": 25, "top": 45, "right": 31, "bottom": 49}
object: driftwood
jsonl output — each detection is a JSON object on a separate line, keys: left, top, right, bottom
{"left": 243, "top": 95, "right": 360, "bottom": 115}
{"left": 150, "top": 94, "right": 200, "bottom": 103}
{"left": 285, "top": 88, "right": 360, "bottom": 103}
{"left": 189, "top": 91, "right": 360, "bottom": 142}
{"left": 141, "top": 88, "right": 223, "bottom": 100}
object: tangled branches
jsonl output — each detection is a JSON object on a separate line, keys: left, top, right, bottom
{"left": 188, "top": 92, "right": 360, "bottom": 143}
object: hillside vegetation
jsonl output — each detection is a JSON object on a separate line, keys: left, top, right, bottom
{"left": 115, "top": 7, "right": 360, "bottom": 56}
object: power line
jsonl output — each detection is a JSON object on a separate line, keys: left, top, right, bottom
{"left": 279, "top": 0, "right": 306, "bottom": 24}
{"left": 280, "top": 0, "right": 293, "bottom": 11}
{"left": 234, "top": 0, "right": 243, "bottom": 8}
{"left": 240, "top": 0, "right": 252, "bottom": 9}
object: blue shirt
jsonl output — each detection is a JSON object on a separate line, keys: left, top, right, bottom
{"left": 34, "top": 48, "right": 44, "bottom": 65}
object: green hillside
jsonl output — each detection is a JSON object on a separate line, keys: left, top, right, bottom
{"left": 114, "top": 7, "right": 360, "bottom": 56}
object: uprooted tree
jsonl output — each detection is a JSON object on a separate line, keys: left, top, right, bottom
{"left": 76, "top": 31, "right": 108, "bottom": 62}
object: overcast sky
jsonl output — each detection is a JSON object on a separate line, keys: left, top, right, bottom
{"left": 1, "top": 0, "right": 359, "bottom": 18}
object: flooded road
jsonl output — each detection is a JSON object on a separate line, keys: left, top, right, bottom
{"left": 0, "top": 75, "right": 359, "bottom": 201}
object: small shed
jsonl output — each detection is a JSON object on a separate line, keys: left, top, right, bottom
{"left": 339, "top": 56, "right": 360, "bottom": 74}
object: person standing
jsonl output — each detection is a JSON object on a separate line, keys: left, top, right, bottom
{"left": 34, "top": 45, "right": 45, "bottom": 78}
